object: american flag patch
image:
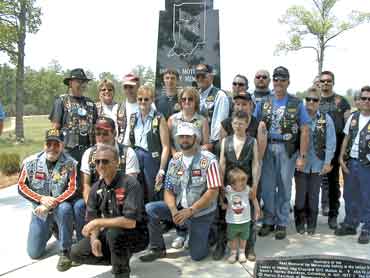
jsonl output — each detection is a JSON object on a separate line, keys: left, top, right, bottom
{"left": 206, "top": 161, "right": 221, "bottom": 189}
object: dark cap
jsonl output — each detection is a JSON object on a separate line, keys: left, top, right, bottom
{"left": 45, "top": 128, "right": 64, "bottom": 143}
{"left": 63, "top": 68, "right": 91, "bottom": 86}
{"left": 95, "top": 116, "right": 115, "bottom": 131}
{"left": 273, "top": 66, "right": 290, "bottom": 80}
{"left": 233, "top": 91, "right": 252, "bottom": 101}
{"left": 195, "top": 64, "right": 213, "bottom": 75}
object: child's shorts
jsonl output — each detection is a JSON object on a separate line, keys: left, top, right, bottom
{"left": 227, "top": 222, "right": 250, "bottom": 240}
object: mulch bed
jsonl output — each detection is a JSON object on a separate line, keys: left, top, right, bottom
{"left": 0, "top": 172, "right": 19, "bottom": 189}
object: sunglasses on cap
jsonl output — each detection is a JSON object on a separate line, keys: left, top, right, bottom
{"left": 95, "top": 159, "right": 111, "bottom": 166}
{"left": 305, "top": 97, "right": 320, "bottom": 103}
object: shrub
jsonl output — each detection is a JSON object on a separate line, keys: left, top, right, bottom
{"left": 0, "top": 153, "right": 20, "bottom": 175}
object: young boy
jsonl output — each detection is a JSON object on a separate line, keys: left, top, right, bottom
{"left": 225, "top": 168, "right": 260, "bottom": 263}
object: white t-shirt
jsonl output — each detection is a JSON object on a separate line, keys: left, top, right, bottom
{"left": 225, "top": 185, "right": 251, "bottom": 224}
{"left": 180, "top": 155, "right": 194, "bottom": 209}
{"left": 80, "top": 144, "right": 140, "bottom": 176}
{"left": 343, "top": 113, "right": 370, "bottom": 159}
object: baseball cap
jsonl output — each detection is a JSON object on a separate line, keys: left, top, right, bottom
{"left": 176, "top": 123, "right": 197, "bottom": 137}
{"left": 123, "top": 73, "right": 140, "bottom": 86}
{"left": 273, "top": 66, "right": 290, "bottom": 80}
{"left": 95, "top": 116, "right": 115, "bottom": 131}
{"left": 233, "top": 91, "right": 252, "bottom": 101}
{"left": 45, "top": 128, "right": 64, "bottom": 143}
{"left": 195, "top": 64, "right": 213, "bottom": 75}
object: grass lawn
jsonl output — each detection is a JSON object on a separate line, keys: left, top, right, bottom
{"left": 0, "top": 115, "right": 51, "bottom": 162}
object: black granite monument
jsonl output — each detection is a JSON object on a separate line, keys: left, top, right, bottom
{"left": 155, "top": 0, "right": 220, "bottom": 96}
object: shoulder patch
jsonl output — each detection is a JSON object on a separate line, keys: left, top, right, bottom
{"left": 200, "top": 158, "right": 208, "bottom": 169}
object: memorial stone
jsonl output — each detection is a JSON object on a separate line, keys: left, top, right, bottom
{"left": 155, "top": 0, "right": 221, "bottom": 96}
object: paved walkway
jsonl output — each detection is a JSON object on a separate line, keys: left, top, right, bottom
{"left": 1, "top": 185, "right": 369, "bottom": 278}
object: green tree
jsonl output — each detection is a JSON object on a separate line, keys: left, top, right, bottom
{"left": 276, "top": 0, "right": 370, "bottom": 74}
{"left": 132, "top": 65, "right": 155, "bottom": 87}
{"left": 0, "top": 0, "right": 42, "bottom": 141}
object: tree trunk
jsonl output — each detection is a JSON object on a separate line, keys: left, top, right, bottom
{"left": 15, "top": 0, "right": 27, "bottom": 142}
{"left": 318, "top": 42, "right": 325, "bottom": 75}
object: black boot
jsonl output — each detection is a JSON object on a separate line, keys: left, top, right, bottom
{"left": 212, "top": 234, "right": 226, "bottom": 260}
{"left": 307, "top": 209, "right": 318, "bottom": 235}
{"left": 294, "top": 206, "right": 306, "bottom": 234}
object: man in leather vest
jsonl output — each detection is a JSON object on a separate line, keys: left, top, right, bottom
{"left": 337, "top": 86, "right": 370, "bottom": 244}
{"left": 80, "top": 117, "right": 139, "bottom": 203}
{"left": 155, "top": 68, "right": 181, "bottom": 120}
{"left": 49, "top": 68, "right": 96, "bottom": 245}
{"left": 255, "top": 66, "right": 310, "bottom": 240}
{"left": 319, "top": 70, "right": 351, "bottom": 229}
{"left": 195, "top": 63, "right": 230, "bottom": 150}
{"left": 70, "top": 144, "right": 148, "bottom": 278}
{"left": 252, "top": 69, "right": 272, "bottom": 108}
{"left": 139, "top": 123, "right": 221, "bottom": 262}
{"left": 18, "top": 128, "right": 78, "bottom": 272}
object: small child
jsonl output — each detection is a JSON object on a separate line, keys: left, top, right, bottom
{"left": 224, "top": 168, "right": 260, "bottom": 263}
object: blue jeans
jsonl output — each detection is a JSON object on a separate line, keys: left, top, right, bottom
{"left": 27, "top": 202, "right": 74, "bottom": 259}
{"left": 71, "top": 198, "right": 86, "bottom": 241}
{"left": 135, "top": 148, "right": 161, "bottom": 202}
{"left": 261, "top": 143, "right": 297, "bottom": 226}
{"left": 343, "top": 159, "right": 370, "bottom": 231}
{"left": 146, "top": 201, "right": 215, "bottom": 261}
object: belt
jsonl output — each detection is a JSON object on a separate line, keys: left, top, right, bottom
{"left": 268, "top": 138, "right": 285, "bottom": 144}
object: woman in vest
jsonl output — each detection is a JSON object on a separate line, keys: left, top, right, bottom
{"left": 129, "top": 85, "right": 170, "bottom": 202}
{"left": 95, "top": 79, "right": 119, "bottom": 123}
{"left": 294, "top": 87, "right": 336, "bottom": 235}
{"left": 168, "top": 87, "right": 210, "bottom": 157}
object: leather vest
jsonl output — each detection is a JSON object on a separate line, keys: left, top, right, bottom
{"left": 199, "top": 86, "right": 219, "bottom": 128}
{"left": 261, "top": 94, "right": 301, "bottom": 157}
{"left": 345, "top": 112, "right": 370, "bottom": 166}
{"left": 116, "top": 102, "right": 127, "bottom": 144}
{"left": 129, "top": 111, "right": 163, "bottom": 160}
{"left": 166, "top": 151, "right": 217, "bottom": 218}
{"left": 312, "top": 112, "right": 327, "bottom": 161}
{"left": 88, "top": 144, "right": 128, "bottom": 184}
{"left": 60, "top": 94, "right": 95, "bottom": 149}
{"left": 224, "top": 135, "right": 254, "bottom": 178}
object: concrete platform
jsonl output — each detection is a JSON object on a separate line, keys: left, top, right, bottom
{"left": 1, "top": 185, "right": 369, "bottom": 277}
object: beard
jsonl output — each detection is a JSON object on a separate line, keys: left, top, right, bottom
{"left": 45, "top": 152, "right": 59, "bottom": 162}
{"left": 180, "top": 138, "right": 196, "bottom": 150}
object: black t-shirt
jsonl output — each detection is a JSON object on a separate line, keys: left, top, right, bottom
{"left": 86, "top": 173, "right": 144, "bottom": 222}
{"left": 319, "top": 93, "right": 351, "bottom": 135}
{"left": 221, "top": 115, "right": 259, "bottom": 138}
{"left": 155, "top": 94, "right": 180, "bottom": 120}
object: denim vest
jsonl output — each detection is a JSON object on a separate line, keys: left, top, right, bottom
{"left": 22, "top": 151, "right": 77, "bottom": 202}
{"left": 166, "top": 150, "right": 217, "bottom": 217}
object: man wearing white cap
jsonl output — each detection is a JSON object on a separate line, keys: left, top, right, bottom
{"left": 139, "top": 123, "right": 221, "bottom": 262}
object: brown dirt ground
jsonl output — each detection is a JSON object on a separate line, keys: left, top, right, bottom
{"left": 0, "top": 172, "right": 19, "bottom": 189}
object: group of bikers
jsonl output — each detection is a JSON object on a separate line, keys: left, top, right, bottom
{"left": 17, "top": 64, "right": 370, "bottom": 278}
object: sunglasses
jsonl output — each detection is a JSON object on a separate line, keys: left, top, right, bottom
{"left": 320, "top": 79, "right": 332, "bottom": 84}
{"left": 95, "top": 159, "right": 110, "bottom": 166}
{"left": 305, "top": 97, "right": 320, "bottom": 103}
{"left": 181, "top": 97, "right": 194, "bottom": 102}
{"left": 137, "top": 97, "right": 150, "bottom": 102}
{"left": 360, "top": 97, "right": 370, "bottom": 102}
{"left": 95, "top": 130, "right": 110, "bottom": 136}
{"left": 101, "top": 88, "right": 113, "bottom": 92}
{"left": 255, "top": 75, "right": 268, "bottom": 80}
{"left": 124, "top": 85, "right": 135, "bottom": 89}
{"left": 232, "top": 82, "right": 246, "bottom": 87}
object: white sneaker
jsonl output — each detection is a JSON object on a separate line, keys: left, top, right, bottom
{"left": 171, "top": 236, "right": 185, "bottom": 249}
{"left": 238, "top": 253, "right": 247, "bottom": 263}
{"left": 228, "top": 253, "right": 237, "bottom": 264}
{"left": 184, "top": 235, "right": 189, "bottom": 249}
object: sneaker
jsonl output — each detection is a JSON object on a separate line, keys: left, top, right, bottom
{"left": 328, "top": 216, "right": 338, "bottom": 230}
{"left": 227, "top": 252, "right": 237, "bottom": 264}
{"left": 358, "top": 230, "right": 370, "bottom": 244}
{"left": 275, "top": 226, "right": 287, "bottom": 240}
{"left": 56, "top": 251, "right": 72, "bottom": 272}
{"left": 139, "top": 248, "right": 166, "bottom": 262}
{"left": 334, "top": 224, "right": 357, "bottom": 236}
{"left": 171, "top": 236, "right": 185, "bottom": 249}
{"left": 246, "top": 247, "right": 256, "bottom": 262}
{"left": 184, "top": 234, "right": 189, "bottom": 249}
{"left": 238, "top": 252, "right": 247, "bottom": 263}
{"left": 258, "top": 224, "right": 274, "bottom": 237}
